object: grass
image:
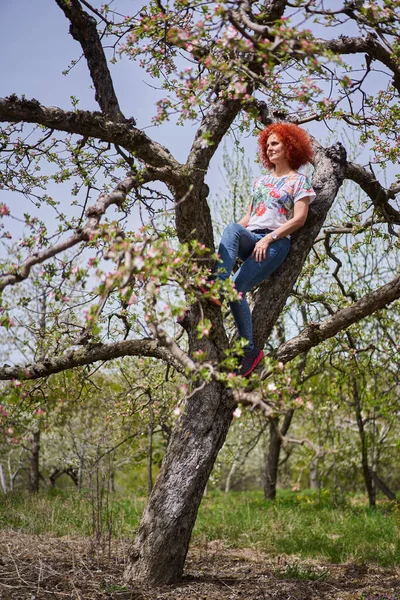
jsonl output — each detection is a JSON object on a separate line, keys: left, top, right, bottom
{"left": 0, "top": 487, "right": 399, "bottom": 567}
{"left": 193, "top": 489, "right": 400, "bottom": 567}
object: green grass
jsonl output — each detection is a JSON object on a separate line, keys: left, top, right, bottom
{"left": 0, "top": 487, "right": 146, "bottom": 537}
{"left": 0, "top": 488, "right": 399, "bottom": 567}
{"left": 193, "top": 489, "right": 400, "bottom": 567}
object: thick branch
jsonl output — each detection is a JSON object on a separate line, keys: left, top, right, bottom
{"left": 187, "top": 99, "right": 242, "bottom": 172}
{"left": 55, "top": 0, "right": 125, "bottom": 121}
{"left": 0, "top": 339, "right": 184, "bottom": 381}
{"left": 0, "top": 96, "right": 181, "bottom": 178}
{"left": 274, "top": 273, "right": 400, "bottom": 363}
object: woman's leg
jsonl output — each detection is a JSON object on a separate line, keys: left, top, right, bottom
{"left": 215, "top": 223, "right": 258, "bottom": 282}
{"left": 230, "top": 237, "right": 291, "bottom": 350}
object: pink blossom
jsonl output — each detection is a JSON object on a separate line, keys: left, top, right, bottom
{"left": 127, "top": 293, "right": 138, "bottom": 305}
{"left": 233, "top": 407, "right": 242, "bottom": 418}
{"left": 233, "top": 81, "right": 247, "bottom": 95}
{"left": 133, "top": 256, "right": 145, "bottom": 270}
{"left": 267, "top": 382, "right": 277, "bottom": 392}
{"left": 224, "top": 25, "right": 238, "bottom": 40}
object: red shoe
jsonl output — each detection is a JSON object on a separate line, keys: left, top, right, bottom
{"left": 238, "top": 349, "right": 264, "bottom": 377}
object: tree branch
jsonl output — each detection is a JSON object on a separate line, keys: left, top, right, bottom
{"left": 55, "top": 0, "right": 125, "bottom": 121}
{"left": 0, "top": 96, "right": 181, "bottom": 178}
{"left": 318, "top": 34, "right": 400, "bottom": 92}
{"left": 0, "top": 338, "right": 185, "bottom": 381}
{"left": 274, "top": 273, "right": 400, "bottom": 363}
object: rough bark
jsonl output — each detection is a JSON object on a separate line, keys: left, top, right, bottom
{"left": 321, "top": 34, "right": 400, "bottom": 93}
{"left": 147, "top": 406, "right": 154, "bottom": 496}
{"left": 274, "top": 272, "right": 400, "bottom": 363}
{"left": 1, "top": 0, "right": 398, "bottom": 587}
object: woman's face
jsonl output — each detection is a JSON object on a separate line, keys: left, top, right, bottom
{"left": 266, "top": 133, "right": 286, "bottom": 165}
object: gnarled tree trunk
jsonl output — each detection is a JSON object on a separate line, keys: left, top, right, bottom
{"left": 124, "top": 382, "right": 235, "bottom": 584}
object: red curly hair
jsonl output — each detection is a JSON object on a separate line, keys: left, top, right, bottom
{"left": 258, "top": 123, "right": 314, "bottom": 171}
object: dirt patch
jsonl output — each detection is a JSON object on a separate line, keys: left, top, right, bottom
{"left": 0, "top": 531, "right": 398, "bottom": 600}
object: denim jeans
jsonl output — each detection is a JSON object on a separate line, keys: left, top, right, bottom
{"left": 215, "top": 223, "right": 290, "bottom": 350}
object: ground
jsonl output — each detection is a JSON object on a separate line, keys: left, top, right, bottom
{"left": 0, "top": 531, "right": 398, "bottom": 600}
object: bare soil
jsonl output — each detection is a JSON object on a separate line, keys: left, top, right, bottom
{"left": 0, "top": 531, "right": 398, "bottom": 600}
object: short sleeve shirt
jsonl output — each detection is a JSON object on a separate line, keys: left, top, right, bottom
{"left": 246, "top": 172, "right": 316, "bottom": 232}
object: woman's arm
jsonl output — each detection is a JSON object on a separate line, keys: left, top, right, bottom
{"left": 251, "top": 197, "right": 310, "bottom": 262}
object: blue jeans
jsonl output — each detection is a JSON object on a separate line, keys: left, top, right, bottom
{"left": 215, "top": 223, "right": 290, "bottom": 350}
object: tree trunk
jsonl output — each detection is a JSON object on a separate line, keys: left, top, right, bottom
{"left": 124, "top": 381, "right": 234, "bottom": 585}
{"left": 147, "top": 405, "right": 154, "bottom": 496}
{"left": 29, "top": 429, "right": 40, "bottom": 493}
{"left": 224, "top": 428, "right": 243, "bottom": 494}
{"left": 264, "top": 409, "right": 294, "bottom": 500}
{"left": 309, "top": 457, "right": 319, "bottom": 490}
{"left": 0, "top": 462, "right": 7, "bottom": 493}
{"left": 352, "top": 376, "right": 376, "bottom": 508}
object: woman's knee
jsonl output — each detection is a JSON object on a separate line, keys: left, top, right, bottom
{"left": 221, "top": 222, "right": 243, "bottom": 239}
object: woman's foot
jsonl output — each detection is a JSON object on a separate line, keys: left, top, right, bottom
{"left": 238, "top": 348, "right": 264, "bottom": 377}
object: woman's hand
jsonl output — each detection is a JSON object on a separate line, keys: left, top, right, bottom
{"left": 251, "top": 235, "right": 272, "bottom": 262}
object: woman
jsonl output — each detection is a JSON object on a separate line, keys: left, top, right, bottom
{"left": 213, "top": 123, "right": 316, "bottom": 377}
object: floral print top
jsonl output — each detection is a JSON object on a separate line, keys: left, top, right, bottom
{"left": 247, "top": 172, "right": 316, "bottom": 233}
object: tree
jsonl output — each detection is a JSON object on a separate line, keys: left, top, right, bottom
{"left": 1, "top": 0, "right": 400, "bottom": 586}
